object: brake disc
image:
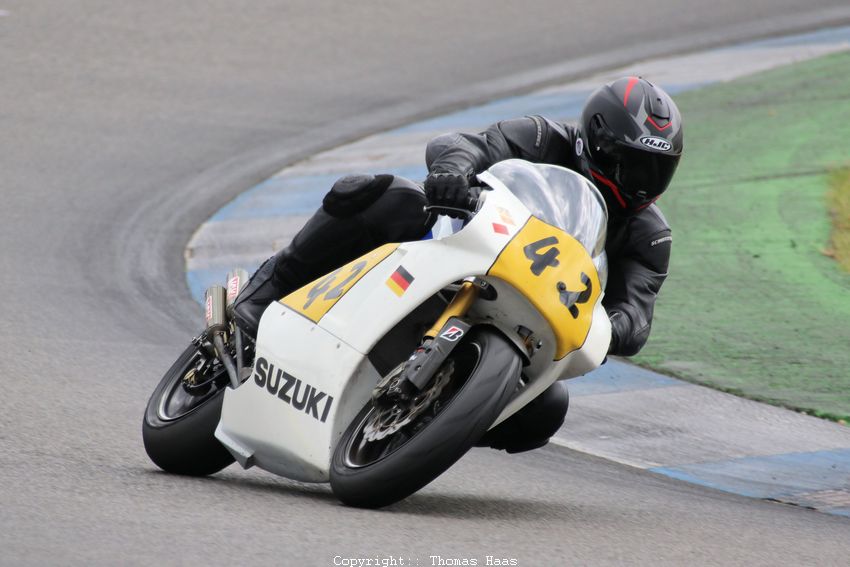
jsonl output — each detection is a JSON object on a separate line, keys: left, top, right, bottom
{"left": 363, "top": 359, "right": 455, "bottom": 442}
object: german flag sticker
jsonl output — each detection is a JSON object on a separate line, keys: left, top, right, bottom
{"left": 386, "top": 266, "right": 414, "bottom": 297}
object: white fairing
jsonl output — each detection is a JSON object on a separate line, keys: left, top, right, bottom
{"left": 216, "top": 160, "right": 611, "bottom": 482}
{"left": 215, "top": 304, "right": 380, "bottom": 481}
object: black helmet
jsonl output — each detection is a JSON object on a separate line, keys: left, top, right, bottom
{"left": 580, "top": 77, "right": 683, "bottom": 215}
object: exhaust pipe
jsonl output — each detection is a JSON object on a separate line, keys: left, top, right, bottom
{"left": 204, "top": 285, "right": 240, "bottom": 389}
{"left": 225, "top": 268, "right": 250, "bottom": 311}
{"left": 204, "top": 285, "right": 227, "bottom": 334}
{"left": 225, "top": 268, "right": 251, "bottom": 379}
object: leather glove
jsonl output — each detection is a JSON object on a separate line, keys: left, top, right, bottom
{"left": 424, "top": 172, "right": 474, "bottom": 218}
{"left": 607, "top": 310, "right": 624, "bottom": 355}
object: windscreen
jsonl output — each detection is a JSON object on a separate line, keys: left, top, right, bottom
{"left": 483, "top": 160, "right": 608, "bottom": 259}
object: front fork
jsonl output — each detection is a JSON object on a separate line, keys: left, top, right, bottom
{"left": 424, "top": 280, "right": 480, "bottom": 341}
{"left": 375, "top": 280, "right": 482, "bottom": 403}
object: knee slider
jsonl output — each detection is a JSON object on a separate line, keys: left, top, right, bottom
{"left": 322, "top": 174, "right": 394, "bottom": 218}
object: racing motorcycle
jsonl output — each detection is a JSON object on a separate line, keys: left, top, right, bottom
{"left": 143, "top": 159, "right": 611, "bottom": 508}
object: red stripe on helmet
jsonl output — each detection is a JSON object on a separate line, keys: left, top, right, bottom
{"left": 623, "top": 77, "right": 640, "bottom": 107}
{"left": 590, "top": 170, "right": 627, "bottom": 208}
{"left": 646, "top": 115, "right": 672, "bottom": 131}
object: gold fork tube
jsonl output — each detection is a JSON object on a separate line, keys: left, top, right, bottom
{"left": 425, "top": 281, "right": 480, "bottom": 339}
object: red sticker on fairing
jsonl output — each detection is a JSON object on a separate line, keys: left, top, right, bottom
{"left": 492, "top": 222, "right": 509, "bottom": 235}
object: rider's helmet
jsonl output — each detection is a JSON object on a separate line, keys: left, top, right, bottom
{"left": 580, "top": 77, "right": 683, "bottom": 216}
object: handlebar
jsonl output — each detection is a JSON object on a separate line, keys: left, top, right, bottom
{"left": 423, "top": 186, "right": 485, "bottom": 220}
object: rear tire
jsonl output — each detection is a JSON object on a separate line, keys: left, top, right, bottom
{"left": 330, "top": 327, "right": 522, "bottom": 508}
{"left": 143, "top": 343, "right": 235, "bottom": 476}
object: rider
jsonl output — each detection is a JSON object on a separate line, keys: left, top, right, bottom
{"left": 233, "top": 77, "right": 683, "bottom": 453}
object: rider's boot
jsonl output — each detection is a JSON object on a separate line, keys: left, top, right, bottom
{"left": 233, "top": 174, "right": 431, "bottom": 339}
{"left": 231, "top": 251, "right": 288, "bottom": 340}
{"left": 476, "top": 381, "right": 569, "bottom": 453}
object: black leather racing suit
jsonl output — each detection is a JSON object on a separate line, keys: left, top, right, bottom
{"left": 425, "top": 115, "right": 672, "bottom": 356}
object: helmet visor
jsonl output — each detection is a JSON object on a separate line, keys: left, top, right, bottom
{"left": 612, "top": 144, "right": 680, "bottom": 207}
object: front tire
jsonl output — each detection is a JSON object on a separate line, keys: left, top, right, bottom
{"left": 330, "top": 327, "right": 522, "bottom": 508}
{"left": 143, "top": 343, "right": 235, "bottom": 476}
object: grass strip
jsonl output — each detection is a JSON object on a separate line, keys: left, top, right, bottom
{"left": 632, "top": 50, "right": 850, "bottom": 421}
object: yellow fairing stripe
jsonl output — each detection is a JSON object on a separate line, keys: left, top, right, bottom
{"left": 487, "top": 217, "right": 601, "bottom": 360}
{"left": 281, "top": 243, "right": 400, "bottom": 323}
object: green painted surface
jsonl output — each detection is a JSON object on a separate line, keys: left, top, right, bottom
{"left": 633, "top": 51, "right": 850, "bottom": 420}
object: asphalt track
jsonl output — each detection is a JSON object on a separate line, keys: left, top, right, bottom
{"left": 3, "top": 1, "right": 850, "bottom": 565}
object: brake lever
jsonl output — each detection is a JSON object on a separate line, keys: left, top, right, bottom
{"left": 423, "top": 205, "right": 475, "bottom": 219}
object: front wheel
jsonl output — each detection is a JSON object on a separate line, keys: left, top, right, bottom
{"left": 330, "top": 327, "right": 522, "bottom": 508}
{"left": 143, "top": 342, "right": 235, "bottom": 476}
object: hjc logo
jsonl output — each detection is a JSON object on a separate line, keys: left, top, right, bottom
{"left": 252, "top": 357, "right": 334, "bottom": 423}
{"left": 639, "top": 136, "right": 672, "bottom": 151}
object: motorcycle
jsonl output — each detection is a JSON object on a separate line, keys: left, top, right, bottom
{"left": 143, "top": 159, "right": 611, "bottom": 508}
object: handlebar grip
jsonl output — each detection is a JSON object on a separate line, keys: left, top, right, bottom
{"left": 422, "top": 185, "right": 485, "bottom": 219}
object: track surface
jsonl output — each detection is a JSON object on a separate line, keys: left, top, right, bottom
{"left": 3, "top": 1, "right": 850, "bottom": 564}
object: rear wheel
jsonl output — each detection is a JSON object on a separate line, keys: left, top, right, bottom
{"left": 330, "top": 327, "right": 522, "bottom": 508}
{"left": 143, "top": 342, "right": 235, "bottom": 476}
